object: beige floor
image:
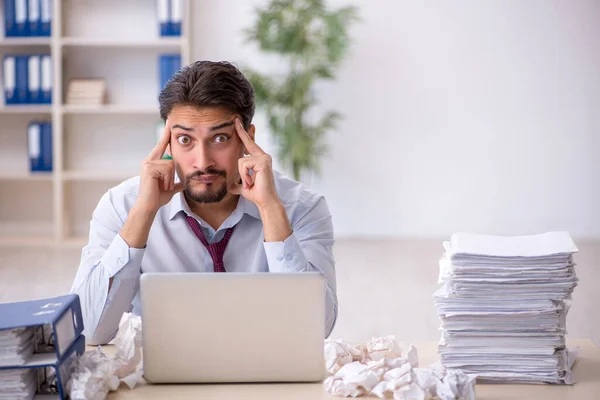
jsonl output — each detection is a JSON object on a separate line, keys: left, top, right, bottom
{"left": 0, "top": 238, "right": 598, "bottom": 347}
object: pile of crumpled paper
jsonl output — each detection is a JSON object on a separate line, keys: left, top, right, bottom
{"left": 324, "top": 335, "right": 476, "bottom": 400}
{"left": 65, "top": 313, "right": 143, "bottom": 400}
{"left": 63, "top": 315, "right": 473, "bottom": 400}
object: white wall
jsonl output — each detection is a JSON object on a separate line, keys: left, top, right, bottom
{"left": 192, "top": 0, "right": 600, "bottom": 239}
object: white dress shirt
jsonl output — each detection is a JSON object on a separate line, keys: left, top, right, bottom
{"left": 69, "top": 170, "right": 338, "bottom": 345}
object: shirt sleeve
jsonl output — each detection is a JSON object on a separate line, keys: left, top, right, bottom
{"left": 263, "top": 196, "right": 338, "bottom": 338}
{"left": 69, "top": 189, "right": 145, "bottom": 345}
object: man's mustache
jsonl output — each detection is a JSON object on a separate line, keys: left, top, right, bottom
{"left": 186, "top": 169, "right": 226, "bottom": 180}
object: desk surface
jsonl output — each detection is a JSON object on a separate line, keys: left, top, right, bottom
{"left": 101, "top": 338, "right": 600, "bottom": 400}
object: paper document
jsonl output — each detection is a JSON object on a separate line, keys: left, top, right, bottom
{"left": 434, "top": 231, "right": 579, "bottom": 384}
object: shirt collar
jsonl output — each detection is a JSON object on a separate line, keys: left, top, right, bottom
{"left": 168, "top": 191, "right": 261, "bottom": 221}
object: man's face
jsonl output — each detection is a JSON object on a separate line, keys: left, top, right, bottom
{"left": 167, "top": 104, "right": 254, "bottom": 204}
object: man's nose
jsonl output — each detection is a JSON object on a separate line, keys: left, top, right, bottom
{"left": 192, "top": 143, "right": 215, "bottom": 172}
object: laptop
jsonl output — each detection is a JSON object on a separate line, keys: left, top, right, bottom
{"left": 139, "top": 272, "right": 327, "bottom": 383}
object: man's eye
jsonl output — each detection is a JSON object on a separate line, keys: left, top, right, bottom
{"left": 215, "top": 135, "right": 228, "bottom": 143}
{"left": 177, "top": 136, "right": 191, "bottom": 145}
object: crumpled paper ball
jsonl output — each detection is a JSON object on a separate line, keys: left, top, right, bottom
{"left": 324, "top": 335, "right": 476, "bottom": 400}
{"left": 65, "top": 313, "right": 143, "bottom": 400}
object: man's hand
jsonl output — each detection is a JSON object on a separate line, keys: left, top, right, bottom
{"left": 228, "top": 118, "right": 279, "bottom": 209}
{"left": 136, "top": 121, "right": 183, "bottom": 213}
{"left": 229, "top": 118, "right": 292, "bottom": 242}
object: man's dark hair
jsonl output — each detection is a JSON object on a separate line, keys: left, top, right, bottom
{"left": 158, "top": 60, "right": 255, "bottom": 129}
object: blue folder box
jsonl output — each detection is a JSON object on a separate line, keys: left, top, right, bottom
{"left": 0, "top": 294, "right": 86, "bottom": 399}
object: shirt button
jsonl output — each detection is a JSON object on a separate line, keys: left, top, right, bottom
{"left": 285, "top": 254, "right": 293, "bottom": 262}
{"left": 277, "top": 256, "right": 283, "bottom": 262}
{"left": 117, "top": 258, "right": 124, "bottom": 265}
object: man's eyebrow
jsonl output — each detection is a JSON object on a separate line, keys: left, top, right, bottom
{"left": 210, "top": 121, "right": 235, "bottom": 131}
{"left": 171, "top": 124, "right": 193, "bottom": 131}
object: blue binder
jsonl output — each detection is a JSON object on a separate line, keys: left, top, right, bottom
{"left": 4, "top": 0, "right": 17, "bottom": 36}
{"left": 3, "top": 55, "right": 17, "bottom": 104}
{"left": 170, "top": 54, "right": 181, "bottom": 75}
{"left": 0, "top": 294, "right": 85, "bottom": 400}
{"left": 158, "top": 0, "right": 169, "bottom": 36}
{"left": 0, "top": 294, "right": 84, "bottom": 358}
{"left": 169, "top": 0, "right": 181, "bottom": 36}
{"left": 158, "top": 54, "right": 168, "bottom": 92}
{"left": 15, "top": 55, "right": 29, "bottom": 103}
{"left": 27, "top": 54, "right": 41, "bottom": 104}
{"left": 41, "top": 122, "right": 53, "bottom": 171}
{"left": 14, "top": 0, "right": 28, "bottom": 36}
{"left": 40, "top": 54, "right": 52, "bottom": 104}
{"left": 40, "top": 0, "right": 51, "bottom": 36}
{"left": 158, "top": 53, "right": 181, "bottom": 93}
{"left": 27, "top": 0, "right": 41, "bottom": 36}
{"left": 27, "top": 121, "right": 42, "bottom": 171}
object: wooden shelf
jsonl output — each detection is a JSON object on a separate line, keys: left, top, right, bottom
{"left": 0, "top": 172, "right": 53, "bottom": 181}
{"left": 61, "top": 37, "right": 184, "bottom": 49}
{"left": 0, "top": 106, "right": 52, "bottom": 114}
{"left": 62, "top": 105, "right": 158, "bottom": 115}
{"left": 0, "top": 38, "right": 52, "bottom": 46}
{"left": 63, "top": 170, "right": 137, "bottom": 181}
{"left": 0, "top": 0, "right": 191, "bottom": 247}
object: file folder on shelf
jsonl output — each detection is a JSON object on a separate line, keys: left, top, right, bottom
{"left": 169, "top": 0, "right": 182, "bottom": 36}
{"left": 27, "top": 121, "right": 52, "bottom": 172}
{"left": 14, "top": 0, "right": 28, "bottom": 36}
{"left": 4, "top": 0, "right": 51, "bottom": 37}
{"left": 170, "top": 53, "right": 181, "bottom": 75}
{"left": 3, "top": 54, "right": 51, "bottom": 105}
{"left": 27, "top": 0, "right": 40, "bottom": 36}
{"left": 40, "top": 121, "right": 52, "bottom": 171}
{"left": 40, "top": 0, "right": 51, "bottom": 36}
{"left": 3, "top": 55, "right": 17, "bottom": 104}
{"left": 157, "top": 0, "right": 169, "bottom": 36}
{"left": 157, "top": 0, "right": 182, "bottom": 36}
{"left": 158, "top": 53, "right": 181, "bottom": 93}
{"left": 28, "top": 55, "right": 41, "bottom": 104}
{"left": 40, "top": 54, "right": 52, "bottom": 104}
{"left": 0, "top": 294, "right": 86, "bottom": 399}
{"left": 15, "top": 55, "right": 29, "bottom": 103}
{"left": 27, "top": 121, "right": 42, "bottom": 171}
{"left": 4, "top": 0, "right": 17, "bottom": 36}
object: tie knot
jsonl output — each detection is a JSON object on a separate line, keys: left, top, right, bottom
{"left": 185, "top": 215, "right": 234, "bottom": 272}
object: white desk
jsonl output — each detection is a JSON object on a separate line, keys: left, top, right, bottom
{"left": 103, "top": 338, "right": 600, "bottom": 399}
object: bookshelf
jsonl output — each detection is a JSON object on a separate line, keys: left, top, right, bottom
{"left": 0, "top": 0, "right": 192, "bottom": 247}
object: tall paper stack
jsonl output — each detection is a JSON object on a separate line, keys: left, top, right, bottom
{"left": 434, "top": 231, "right": 580, "bottom": 384}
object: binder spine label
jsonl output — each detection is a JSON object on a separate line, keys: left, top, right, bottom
{"left": 28, "top": 55, "right": 40, "bottom": 103}
{"left": 4, "top": 56, "right": 16, "bottom": 97}
{"left": 158, "top": 0, "right": 169, "bottom": 36}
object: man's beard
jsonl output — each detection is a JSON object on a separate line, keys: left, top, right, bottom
{"left": 183, "top": 168, "right": 228, "bottom": 204}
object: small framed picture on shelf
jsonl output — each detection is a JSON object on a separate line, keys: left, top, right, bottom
{"left": 65, "top": 79, "right": 107, "bottom": 106}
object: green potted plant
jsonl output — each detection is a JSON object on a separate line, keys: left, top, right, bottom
{"left": 243, "top": 0, "right": 359, "bottom": 181}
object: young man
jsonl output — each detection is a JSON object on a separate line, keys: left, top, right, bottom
{"left": 69, "top": 61, "right": 338, "bottom": 345}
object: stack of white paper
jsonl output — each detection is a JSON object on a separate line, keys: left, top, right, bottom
{"left": 0, "top": 327, "right": 37, "bottom": 399}
{"left": 0, "top": 368, "right": 37, "bottom": 400}
{"left": 434, "top": 231, "right": 579, "bottom": 384}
